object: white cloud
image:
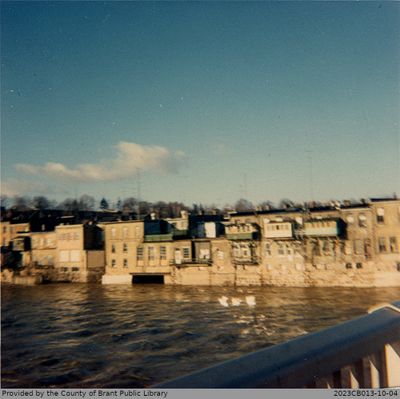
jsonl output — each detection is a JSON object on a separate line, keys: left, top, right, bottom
{"left": 1, "top": 179, "right": 68, "bottom": 197}
{"left": 15, "top": 141, "right": 186, "bottom": 182}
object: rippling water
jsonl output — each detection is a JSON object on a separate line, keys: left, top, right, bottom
{"left": 1, "top": 284, "right": 399, "bottom": 388}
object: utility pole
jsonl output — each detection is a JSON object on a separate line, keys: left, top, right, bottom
{"left": 244, "top": 173, "right": 248, "bottom": 198}
{"left": 306, "top": 150, "right": 314, "bottom": 202}
{"left": 136, "top": 168, "right": 141, "bottom": 220}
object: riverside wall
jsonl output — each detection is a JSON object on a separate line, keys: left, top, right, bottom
{"left": 165, "top": 263, "right": 400, "bottom": 287}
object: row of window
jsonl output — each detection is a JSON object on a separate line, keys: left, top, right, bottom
{"left": 31, "top": 237, "right": 56, "bottom": 248}
{"left": 111, "top": 245, "right": 191, "bottom": 262}
{"left": 264, "top": 242, "right": 302, "bottom": 256}
{"left": 345, "top": 262, "right": 363, "bottom": 269}
{"left": 59, "top": 266, "right": 80, "bottom": 272}
{"left": 305, "top": 221, "right": 336, "bottom": 229}
{"left": 378, "top": 237, "right": 398, "bottom": 253}
{"left": 265, "top": 224, "right": 291, "bottom": 231}
{"left": 59, "top": 250, "right": 81, "bottom": 262}
{"left": 57, "top": 233, "right": 80, "bottom": 241}
{"left": 110, "top": 226, "right": 141, "bottom": 239}
{"left": 227, "top": 224, "right": 254, "bottom": 233}
{"left": 346, "top": 214, "right": 367, "bottom": 227}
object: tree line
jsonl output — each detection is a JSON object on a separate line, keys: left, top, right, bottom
{"left": 0, "top": 194, "right": 366, "bottom": 219}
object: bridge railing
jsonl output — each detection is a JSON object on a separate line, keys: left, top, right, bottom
{"left": 153, "top": 301, "right": 400, "bottom": 388}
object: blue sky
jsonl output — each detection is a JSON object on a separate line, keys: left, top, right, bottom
{"left": 1, "top": 1, "right": 399, "bottom": 207}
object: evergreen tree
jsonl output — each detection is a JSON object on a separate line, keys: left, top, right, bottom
{"left": 100, "top": 198, "right": 109, "bottom": 210}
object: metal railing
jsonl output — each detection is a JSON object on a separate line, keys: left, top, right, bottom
{"left": 233, "top": 256, "right": 261, "bottom": 265}
{"left": 153, "top": 301, "right": 400, "bottom": 388}
{"left": 170, "top": 259, "right": 213, "bottom": 266}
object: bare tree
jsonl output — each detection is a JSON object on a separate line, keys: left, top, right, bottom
{"left": 0, "top": 195, "right": 10, "bottom": 210}
{"left": 78, "top": 194, "right": 95, "bottom": 211}
{"left": 257, "top": 201, "right": 274, "bottom": 211}
{"left": 234, "top": 198, "right": 254, "bottom": 212}
{"left": 122, "top": 197, "right": 138, "bottom": 212}
{"left": 279, "top": 198, "right": 295, "bottom": 209}
{"left": 32, "top": 196, "right": 51, "bottom": 210}
{"left": 57, "top": 198, "right": 79, "bottom": 212}
{"left": 12, "top": 196, "right": 32, "bottom": 211}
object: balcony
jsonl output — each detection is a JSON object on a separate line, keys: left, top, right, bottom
{"left": 303, "top": 219, "right": 344, "bottom": 238}
{"left": 170, "top": 258, "right": 212, "bottom": 267}
{"left": 233, "top": 257, "right": 260, "bottom": 265}
{"left": 144, "top": 233, "right": 173, "bottom": 242}
{"left": 226, "top": 232, "right": 259, "bottom": 241}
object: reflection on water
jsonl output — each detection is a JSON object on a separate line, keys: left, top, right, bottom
{"left": 1, "top": 284, "right": 399, "bottom": 388}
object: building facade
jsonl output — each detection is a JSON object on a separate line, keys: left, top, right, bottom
{"left": 3, "top": 198, "right": 399, "bottom": 287}
{"left": 55, "top": 224, "right": 104, "bottom": 282}
{"left": 100, "top": 198, "right": 400, "bottom": 287}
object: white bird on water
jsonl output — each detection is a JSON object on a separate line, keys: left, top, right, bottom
{"left": 245, "top": 295, "right": 256, "bottom": 307}
{"left": 231, "top": 297, "right": 242, "bottom": 306}
{"left": 218, "top": 296, "right": 229, "bottom": 307}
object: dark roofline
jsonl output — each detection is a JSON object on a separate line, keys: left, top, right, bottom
{"left": 369, "top": 197, "right": 398, "bottom": 203}
{"left": 340, "top": 203, "right": 370, "bottom": 210}
{"left": 231, "top": 208, "right": 305, "bottom": 217}
{"left": 305, "top": 217, "right": 343, "bottom": 222}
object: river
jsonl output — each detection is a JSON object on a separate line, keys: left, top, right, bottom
{"left": 1, "top": 284, "right": 399, "bottom": 388}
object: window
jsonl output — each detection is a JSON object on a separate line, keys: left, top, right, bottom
{"left": 278, "top": 243, "right": 285, "bottom": 256}
{"left": 111, "top": 228, "right": 116, "bottom": 238}
{"left": 265, "top": 243, "right": 272, "bottom": 256}
{"left": 123, "top": 259, "right": 128, "bottom": 268}
{"left": 160, "top": 246, "right": 166, "bottom": 260}
{"left": 183, "top": 247, "right": 190, "bottom": 259}
{"left": 358, "top": 215, "right": 367, "bottom": 228}
{"left": 356, "top": 263, "right": 362, "bottom": 269}
{"left": 72, "top": 267, "right": 80, "bottom": 272}
{"left": 346, "top": 263, "right": 352, "bottom": 269}
{"left": 312, "top": 242, "right": 321, "bottom": 256}
{"left": 123, "top": 227, "right": 128, "bottom": 238}
{"left": 111, "top": 244, "right": 116, "bottom": 253}
{"left": 148, "top": 246, "right": 155, "bottom": 261}
{"left": 59, "top": 250, "right": 69, "bottom": 262}
{"left": 323, "top": 240, "right": 331, "bottom": 255}
{"left": 389, "top": 237, "right": 398, "bottom": 253}
{"left": 70, "top": 250, "right": 80, "bottom": 262}
{"left": 111, "top": 259, "right": 116, "bottom": 267}
{"left": 354, "top": 240, "right": 364, "bottom": 255}
{"left": 2, "top": 226, "right": 6, "bottom": 233}
{"left": 135, "top": 226, "right": 140, "bottom": 237}
{"left": 377, "top": 208, "right": 385, "bottom": 224}
{"left": 123, "top": 243, "right": 128, "bottom": 253}
{"left": 137, "top": 246, "right": 143, "bottom": 260}
{"left": 378, "top": 237, "right": 386, "bottom": 253}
